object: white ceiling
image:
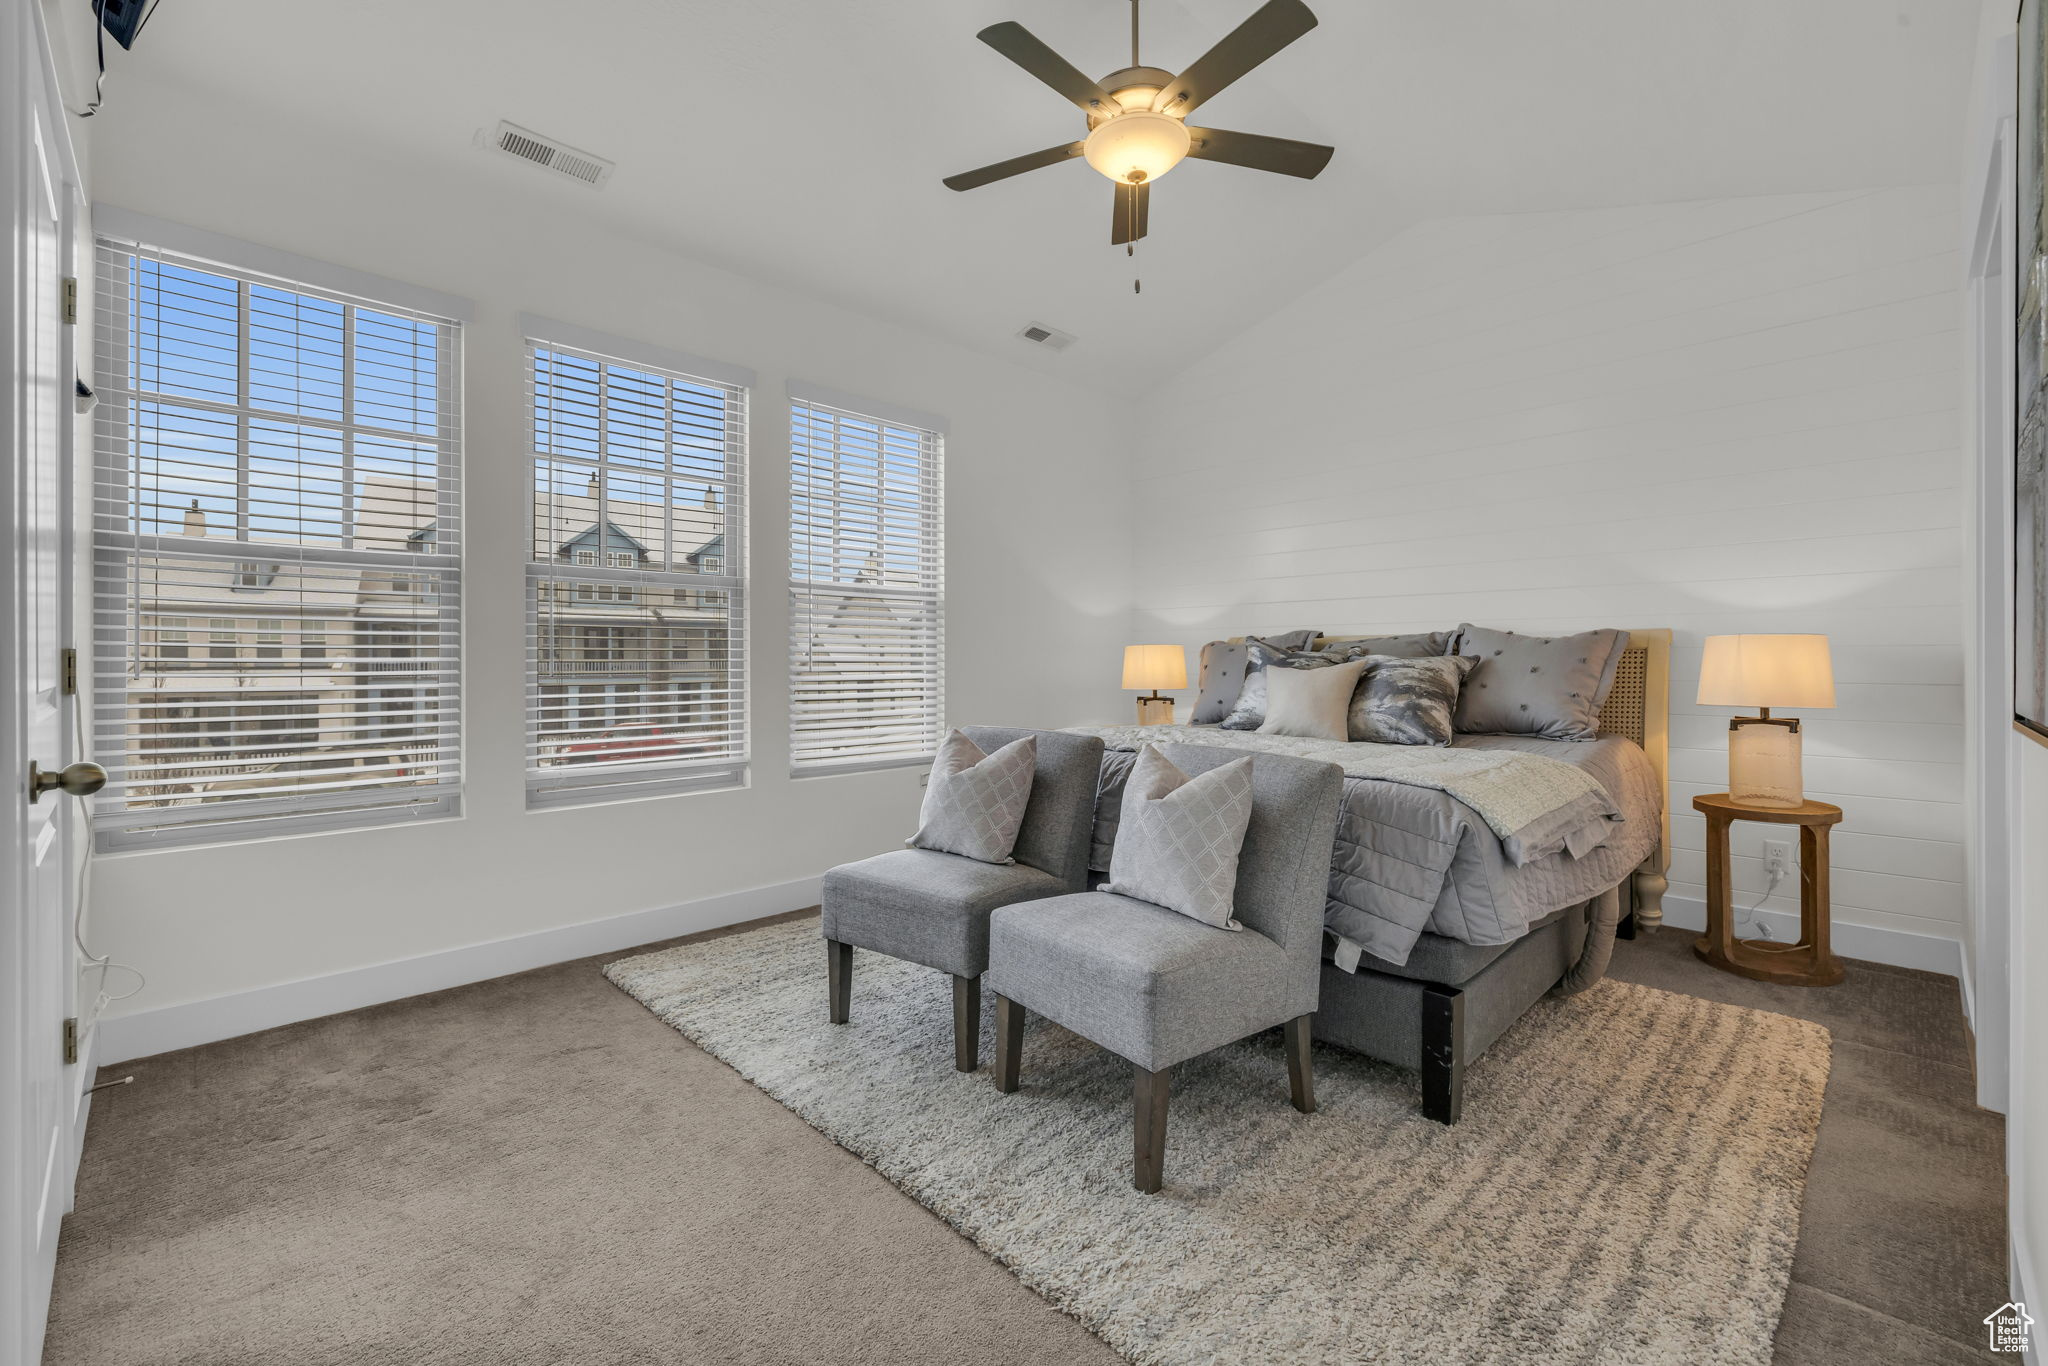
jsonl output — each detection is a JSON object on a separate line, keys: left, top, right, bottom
{"left": 100, "top": 0, "right": 1979, "bottom": 393}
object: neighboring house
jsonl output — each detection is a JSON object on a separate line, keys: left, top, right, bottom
{"left": 116, "top": 478, "right": 736, "bottom": 807}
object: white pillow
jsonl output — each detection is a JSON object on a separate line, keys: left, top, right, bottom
{"left": 908, "top": 731, "right": 1036, "bottom": 864}
{"left": 1102, "top": 747, "right": 1254, "bottom": 930}
{"left": 1259, "top": 657, "right": 1371, "bottom": 742}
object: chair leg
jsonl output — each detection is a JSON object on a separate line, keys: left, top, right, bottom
{"left": 1421, "top": 983, "right": 1465, "bottom": 1125}
{"left": 1133, "top": 1063, "right": 1171, "bottom": 1194}
{"left": 1284, "top": 1014, "right": 1316, "bottom": 1114}
{"left": 826, "top": 938, "right": 852, "bottom": 1024}
{"left": 952, "top": 974, "right": 981, "bottom": 1072}
{"left": 992, "top": 994, "right": 1024, "bottom": 1093}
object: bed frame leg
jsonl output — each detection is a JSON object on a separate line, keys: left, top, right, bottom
{"left": 1421, "top": 983, "right": 1464, "bottom": 1125}
{"left": 1633, "top": 860, "right": 1667, "bottom": 933}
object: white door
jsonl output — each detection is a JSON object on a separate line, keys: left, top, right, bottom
{"left": 2, "top": 2, "right": 81, "bottom": 1360}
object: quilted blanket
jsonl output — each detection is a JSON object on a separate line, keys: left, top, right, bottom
{"left": 1069, "top": 727, "right": 1644, "bottom": 968}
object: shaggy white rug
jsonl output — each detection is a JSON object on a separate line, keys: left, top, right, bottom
{"left": 607, "top": 918, "right": 1829, "bottom": 1366}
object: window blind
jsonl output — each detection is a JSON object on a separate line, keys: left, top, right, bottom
{"left": 525, "top": 335, "right": 748, "bottom": 807}
{"left": 91, "top": 234, "right": 463, "bottom": 850}
{"left": 788, "top": 395, "right": 944, "bottom": 773}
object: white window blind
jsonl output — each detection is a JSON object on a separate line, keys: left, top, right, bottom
{"left": 789, "top": 394, "right": 944, "bottom": 774}
{"left": 525, "top": 333, "right": 748, "bottom": 807}
{"left": 92, "top": 234, "right": 463, "bottom": 850}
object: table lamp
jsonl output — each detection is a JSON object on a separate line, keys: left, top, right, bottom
{"left": 1696, "top": 634, "right": 1835, "bottom": 807}
{"left": 1122, "top": 644, "right": 1187, "bottom": 726}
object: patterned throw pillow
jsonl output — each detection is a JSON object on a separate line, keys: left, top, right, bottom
{"left": 1218, "top": 637, "right": 1352, "bottom": 731}
{"left": 908, "top": 730, "right": 1036, "bottom": 864}
{"left": 1103, "top": 746, "right": 1254, "bottom": 930}
{"left": 1347, "top": 654, "right": 1479, "bottom": 746}
{"left": 1451, "top": 625, "right": 1631, "bottom": 741}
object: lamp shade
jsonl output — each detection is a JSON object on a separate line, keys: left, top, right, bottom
{"left": 1122, "top": 644, "right": 1188, "bottom": 691}
{"left": 1697, "top": 634, "right": 1835, "bottom": 710}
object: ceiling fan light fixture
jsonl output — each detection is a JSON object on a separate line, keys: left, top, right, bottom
{"left": 1083, "top": 111, "right": 1191, "bottom": 185}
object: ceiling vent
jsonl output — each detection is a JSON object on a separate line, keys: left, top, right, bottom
{"left": 1017, "top": 322, "right": 1077, "bottom": 352}
{"left": 483, "top": 121, "right": 615, "bottom": 188}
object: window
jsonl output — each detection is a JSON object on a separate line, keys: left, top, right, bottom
{"left": 92, "top": 229, "right": 463, "bottom": 849}
{"left": 788, "top": 390, "right": 944, "bottom": 773}
{"left": 151, "top": 617, "right": 190, "bottom": 664}
{"left": 524, "top": 320, "right": 751, "bottom": 807}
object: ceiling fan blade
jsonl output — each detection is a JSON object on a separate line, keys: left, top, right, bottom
{"left": 977, "top": 22, "right": 1122, "bottom": 118}
{"left": 1111, "top": 181, "right": 1150, "bottom": 245}
{"left": 1184, "top": 126, "right": 1334, "bottom": 179}
{"left": 1151, "top": 0, "right": 1319, "bottom": 118}
{"left": 942, "top": 141, "right": 1087, "bottom": 192}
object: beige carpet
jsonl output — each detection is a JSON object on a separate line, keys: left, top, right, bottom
{"left": 607, "top": 919, "right": 1832, "bottom": 1366}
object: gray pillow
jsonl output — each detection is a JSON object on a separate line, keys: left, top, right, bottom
{"left": 1218, "top": 635, "right": 1341, "bottom": 731}
{"left": 1102, "top": 746, "right": 1254, "bottom": 930}
{"left": 1450, "top": 626, "right": 1631, "bottom": 741}
{"left": 1260, "top": 656, "right": 1373, "bottom": 741}
{"left": 1348, "top": 654, "right": 1478, "bottom": 746}
{"left": 908, "top": 730, "right": 1036, "bottom": 863}
{"left": 1191, "top": 629, "right": 1321, "bottom": 724}
{"left": 1316, "top": 631, "right": 1447, "bottom": 660}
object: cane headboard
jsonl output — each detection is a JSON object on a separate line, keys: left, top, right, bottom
{"left": 1273, "top": 627, "right": 1673, "bottom": 929}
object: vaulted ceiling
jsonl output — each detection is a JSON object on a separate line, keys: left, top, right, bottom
{"left": 89, "top": 0, "right": 1978, "bottom": 392}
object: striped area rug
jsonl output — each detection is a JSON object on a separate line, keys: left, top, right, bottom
{"left": 608, "top": 917, "right": 1828, "bottom": 1366}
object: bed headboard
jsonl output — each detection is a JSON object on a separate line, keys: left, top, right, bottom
{"left": 1290, "top": 627, "right": 1674, "bottom": 930}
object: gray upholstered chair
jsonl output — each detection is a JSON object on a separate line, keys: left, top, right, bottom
{"left": 984, "top": 744, "right": 1343, "bottom": 1193}
{"left": 820, "top": 726, "right": 1105, "bottom": 1072}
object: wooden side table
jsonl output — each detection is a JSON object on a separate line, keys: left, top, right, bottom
{"left": 1691, "top": 793, "right": 1845, "bottom": 987}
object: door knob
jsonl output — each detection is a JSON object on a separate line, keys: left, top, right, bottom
{"left": 29, "top": 760, "right": 106, "bottom": 803}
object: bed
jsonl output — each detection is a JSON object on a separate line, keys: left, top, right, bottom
{"left": 1070, "top": 628, "right": 1671, "bottom": 1124}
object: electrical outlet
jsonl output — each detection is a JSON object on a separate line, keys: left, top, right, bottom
{"left": 1763, "top": 840, "right": 1793, "bottom": 880}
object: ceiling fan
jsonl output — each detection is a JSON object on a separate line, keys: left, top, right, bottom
{"left": 942, "top": 0, "right": 1335, "bottom": 247}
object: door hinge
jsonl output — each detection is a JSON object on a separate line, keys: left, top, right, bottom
{"left": 60, "top": 276, "right": 77, "bottom": 325}
{"left": 60, "top": 647, "right": 76, "bottom": 696}
{"left": 63, "top": 1017, "right": 78, "bottom": 1065}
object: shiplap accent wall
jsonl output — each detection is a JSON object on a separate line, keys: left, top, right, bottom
{"left": 1131, "top": 186, "right": 1964, "bottom": 960}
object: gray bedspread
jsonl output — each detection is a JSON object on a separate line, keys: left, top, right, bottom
{"left": 1086, "top": 733, "right": 1661, "bottom": 969}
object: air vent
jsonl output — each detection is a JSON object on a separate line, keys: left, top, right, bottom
{"left": 1017, "top": 321, "right": 1077, "bottom": 352}
{"left": 483, "top": 121, "right": 615, "bottom": 188}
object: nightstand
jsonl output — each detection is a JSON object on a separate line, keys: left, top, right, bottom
{"left": 1690, "top": 792, "right": 1844, "bottom": 987}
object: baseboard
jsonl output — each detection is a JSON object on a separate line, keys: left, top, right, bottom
{"left": 1657, "top": 895, "right": 1963, "bottom": 977}
{"left": 1959, "top": 949, "right": 1978, "bottom": 1030}
{"left": 94, "top": 875, "right": 821, "bottom": 1065}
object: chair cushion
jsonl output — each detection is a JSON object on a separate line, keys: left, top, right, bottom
{"left": 822, "top": 849, "right": 1064, "bottom": 979}
{"left": 910, "top": 730, "right": 1036, "bottom": 864}
{"left": 986, "top": 892, "right": 1306, "bottom": 1072}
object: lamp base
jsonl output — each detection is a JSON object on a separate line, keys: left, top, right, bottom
{"left": 1135, "top": 695, "right": 1174, "bottom": 726}
{"left": 1728, "top": 715, "right": 1802, "bottom": 807}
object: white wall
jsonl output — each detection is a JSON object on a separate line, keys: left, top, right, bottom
{"left": 82, "top": 74, "right": 1134, "bottom": 1044}
{"left": 1129, "top": 187, "right": 1966, "bottom": 969}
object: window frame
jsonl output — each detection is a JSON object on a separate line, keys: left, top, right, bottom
{"left": 787, "top": 384, "right": 946, "bottom": 778}
{"left": 520, "top": 317, "right": 755, "bottom": 810}
{"left": 91, "top": 222, "right": 467, "bottom": 851}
